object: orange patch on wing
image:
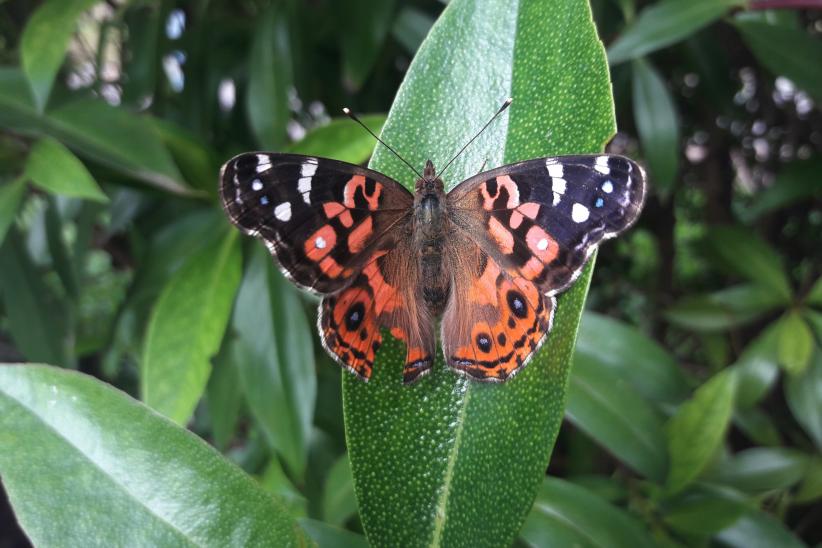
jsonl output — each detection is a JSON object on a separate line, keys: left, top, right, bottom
{"left": 348, "top": 216, "right": 373, "bottom": 253}
{"left": 362, "top": 252, "right": 402, "bottom": 314}
{"left": 521, "top": 256, "right": 545, "bottom": 280}
{"left": 319, "top": 256, "right": 344, "bottom": 278}
{"left": 343, "top": 176, "right": 382, "bottom": 210}
{"left": 509, "top": 210, "right": 524, "bottom": 229}
{"left": 305, "top": 225, "right": 336, "bottom": 262}
{"left": 488, "top": 217, "right": 514, "bottom": 254}
{"left": 468, "top": 258, "right": 501, "bottom": 306}
{"left": 518, "top": 202, "right": 540, "bottom": 219}
{"left": 496, "top": 175, "right": 520, "bottom": 208}
{"left": 323, "top": 202, "right": 345, "bottom": 218}
{"left": 525, "top": 225, "right": 558, "bottom": 263}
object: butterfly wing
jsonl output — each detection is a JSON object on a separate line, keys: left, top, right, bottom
{"left": 442, "top": 154, "right": 645, "bottom": 380}
{"left": 220, "top": 152, "right": 433, "bottom": 381}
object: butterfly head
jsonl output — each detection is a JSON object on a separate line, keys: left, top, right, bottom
{"left": 416, "top": 160, "right": 444, "bottom": 195}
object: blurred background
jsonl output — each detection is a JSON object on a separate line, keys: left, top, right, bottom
{"left": 0, "top": 0, "right": 820, "bottom": 546}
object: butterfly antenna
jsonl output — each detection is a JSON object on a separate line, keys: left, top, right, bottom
{"left": 438, "top": 98, "right": 513, "bottom": 178}
{"left": 342, "top": 107, "right": 423, "bottom": 179}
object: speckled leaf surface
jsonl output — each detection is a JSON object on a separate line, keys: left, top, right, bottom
{"left": 342, "top": 0, "right": 616, "bottom": 546}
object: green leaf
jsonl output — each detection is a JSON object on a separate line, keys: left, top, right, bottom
{"left": 705, "top": 447, "right": 809, "bottom": 494}
{"left": 567, "top": 351, "right": 668, "bottom": 481}
{"left": 666, "top": 369, "right": 737, "bottom": 494}
{"left": 716, "top": 509, "right": 805, "bottom": 548}
{"left": 807, "top": 276, "right": 822, "bottom": 308}
{"left": 392, "top": 6, "right": 435, "bottom": 55}
{"left": 233, "top": 245, "right": 316, "bottom": 478}
{"left": 785, "top": 350, "right": 822, "bottom": 448}
{"left": 519, "top": 477, "right": 655, "bottom": 548}
{"left": 286, "top": 115, "right": 387, "bottom": 164}
{"left": 0, "top": 364, "right": 311, "bottom": 546}
{"left": 704, "top": 226, "right": 792, "bottom": 302}
{"left": 0, "top": 177, "right": 26, "bottom": 246}
{"left": 607, "top": 0, "right": 743, "bottom": 65}
{"left": 247, "top": 6, "right": 292, "bottom": 149}
{"left": 339, "top": 0, "right": 396, "bottom": 91}
{"left": 206, "top": 338, "right": 244, "bottom": 451}
{"left": 741, "top": 157, "right": 822, "bottom": 222}
{"left": 662, "top": 484, "right": 751, "bottom": 536}
{"left": 0, "top": 231, "right": 70, "bottom": 367}
{"left": 259, "top": 458, "right": 308, "bottom": 517}
{"left": 25, "top": 137, "right": 108, "bottom": 202}
{"left": 142, "top": 230, "right": 241, "bottom": 424}
{"left": 795, "top": 457, "right": 822, "bottom": 504}
{"left": 344, "top": 0, "right": 617, "bottom": 545}
{"left": 734, "top": 16, "right": 822, "bottom": 104}
{"left": 322, "top": 453, "right": 357, "bottom": 526}
{"left": 299, "top": 519, "right": 369, "bottom": 548}
{"left": 576, "top": 312, "right": 688, "bottom": 404}
{"left": 46, "top": 99, "right": 190, "bottom": 195}
{"left": 775, "top": 311, "right": 814, "bottom": 375}
{"left": 20, "top": 0, "right": 98, "bottom": 112}
{"left": 666, "top": 284, "right": 786, "bottom": 332}
{"left": 732, "top": 322, "right": 780, "bottom": 408}
{"left": 631, "top": 58, "right": 679, "bottom": 196}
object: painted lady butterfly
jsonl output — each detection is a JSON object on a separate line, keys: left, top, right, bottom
{"left": 220, "top": 104, "right": 645, "bottom": 384}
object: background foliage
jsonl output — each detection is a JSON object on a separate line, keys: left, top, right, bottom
{"left": 1, "top": 0, "right": 821, "bottom": 546}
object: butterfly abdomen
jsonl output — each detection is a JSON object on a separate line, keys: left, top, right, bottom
{"left": 413, "top": 175, "right": 450, "bottom": 316}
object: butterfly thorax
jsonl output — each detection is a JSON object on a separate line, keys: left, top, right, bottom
{"left": 413, "top": 160, "right": 450, "bottom": 315}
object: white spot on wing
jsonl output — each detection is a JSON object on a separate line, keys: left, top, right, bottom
{"left": 601, "top": 180, "right": 614, "bottom": 193}
{"left": 274, "top": 202, "right": 292, "bottom": 221}
{"left": 256, "top": 154, "right": 272, "bottom": 173}
{"left": 546, "top": 162, "right": 563, "bottom": 178}
{"left": 315, "top": 236, "right": 326, "bottom": 249}
{"left": 251, "top": 179, "right": 263, "bottom": 191}
{"left": 301, "top": 161, "right": 318, "bottom": 178}
{"left": 298, "top": 177, "right": 312, "bottom": 204}
{"left": 537, "top": 238, "right": 549, "bottom": 250}
{"left": 571, "top": 203, "right": 590, "bottom": 223}
{"left": 595, "top": 156, "right": 610, "bottom": 174}
{"left": 552, "top": 178, "right": 566, "bottom": 194}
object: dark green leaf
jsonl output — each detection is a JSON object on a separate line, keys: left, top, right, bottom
{"left": 631, "top": 58, "right": 679, "bottom": 196}
{"left": 286, "top": 115, "right": 387, "bottom": 164}
{"left": 734, "top": 16, "right": 822, "bottom": 103}
{"left": 666, "top": 369, "right": 737, "bottom": 494}
{"left": 567, "top": 352, "right": 668, "bottom": 481}
{"left": 259, "top": 458, "right": 308, "bottom": 517}
{"left": 607, "top": 0, "right": 743, "bottom": 65}
{"left": 775, "top": 311, "right": 814, "bottom": 375}
{"left": 716, "top": 509, "right": 805, "bottom": 548}
{"left": 246, "top": 7, "right": 292, "bottom": 149}
{"left": 795, "top": 457, "right": 822, "bottom": 504}
{"left": 299, "top": 519, "right": 369, "bottom": 548}
{"left": 666, "top": 284, "right": 786, "bottom": 332}
{"left": 25, "top": 137, "right": 108, "bottom": 202}
{"left": 0, "top": 364, "right": 311, "bottom": 546}
{"left": 733, "top": 406, "right": 782, "bottom": 447}
{"left": 576, "top": 312, "right": 688, "bottom": 404}
{"left": 47, "top": 99, "right": 190, "bottom": 195}
{"left": 151, "top": 118, "right": 218, "bottom": 194}
{"left": 520, "top": 477, "right": 655, "bottom": 548}
{"left": 705, "top": 447, "right": 809, "bottom": 494}
{"left": 20, "top": 0, "right": 98, "bottom": 111}
{"left": 344, "top": 0, "right": 617, "bottom": 544}
{"left": 785, "top": 350, "right": 822, "bottom": 448}
{"left": 741, "top": 158, "right": 822, "bottom": 222}
{"left": 142, "top": 230, "right": 241, "bottom": 424}
{"left": 322, "top": 453, "right": 357, "bottom": 526}
{"left": 206, "top": 337, "right": 244, "bottom": 451}
{"left": 392, "top": 6, "right": 435, "bottom": 55}
{"left": 704, "top": 227, "right": 792, "bottom": 302}
{"left": 0, "top": 231, "right": 69, "bottom": 366}
{"left": 233, "top": 245, "right": 316, "bottom": 478}
{"left": 0, "top": 177, "right": 26, "bottom": 246}
{"left": 340, "top": 0, "right": 396, "bottom": 91}
{"left": 662, "top": 484, "right": 751, "bottom": 536}
{"left": 806, "top": 276, "right": 822, "bottom": 308}
{"left": 44, "top": 198, "right": 79, "bottom": 299}
{"left": 732, "top": 322, "right": 780, "bottom": 408}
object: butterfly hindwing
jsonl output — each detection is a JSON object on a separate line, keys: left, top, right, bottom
{"left": 441, "top": 238, "right": 555, "bottom": 381}
{"left": 220, "top": 152, "right": 413, "bottom": 294}
{"left": 447, "top": 154, "right": 645, "bottom": 296}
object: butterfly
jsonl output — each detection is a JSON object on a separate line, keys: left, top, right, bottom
{"left": 220, "top": 106, "right": 645, "bottom": 384}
